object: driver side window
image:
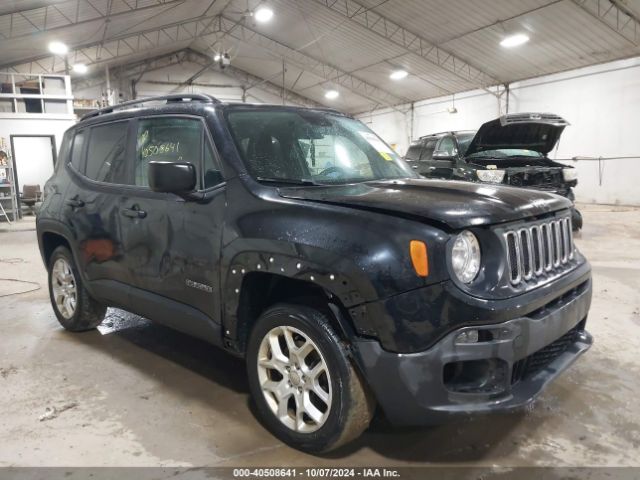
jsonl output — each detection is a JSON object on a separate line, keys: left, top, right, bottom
{"left": 134, "top": 117, "right": 202, "bottom": 188}
{"left": 436, "top": 136, "right": 457, "bottom": 156}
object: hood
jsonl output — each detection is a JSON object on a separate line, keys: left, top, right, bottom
{"left": 278, "top": 178, "right": 572, "bottom": 229}
{"left": 465, "top": 113, "right": 569, "bottom": 157}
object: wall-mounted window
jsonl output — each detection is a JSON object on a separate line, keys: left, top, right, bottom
{"left": 0, "top": 72, "right": 72, "bottom": 115}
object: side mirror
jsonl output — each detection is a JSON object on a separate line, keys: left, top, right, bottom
{"left": 432, "top": 150, "right": 455, "bottom": 160}
{"left": 148, "top": 161, "right": 196, "bottom": 194}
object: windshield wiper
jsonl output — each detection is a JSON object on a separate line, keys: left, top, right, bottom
{"left": 256, "top": 177, "right": 319, "bottom": 186}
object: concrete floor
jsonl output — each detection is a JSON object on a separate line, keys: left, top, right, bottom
{"left": 1, "top": 204, "right": 639, "bottom": 468}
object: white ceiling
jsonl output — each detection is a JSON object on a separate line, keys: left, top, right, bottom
{"left": 0, "top": 0, "right": 639, "bottom": 113}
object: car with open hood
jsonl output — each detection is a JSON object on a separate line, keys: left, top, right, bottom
{"left": 36, "top": 96, "right": 592, "bottom": 453}
{"left": 404, "top": 113, "right": 582, "bottom": 230}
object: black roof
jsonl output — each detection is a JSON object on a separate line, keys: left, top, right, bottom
{"left": 78, "top": 94, "right": 346, "bottom": 126}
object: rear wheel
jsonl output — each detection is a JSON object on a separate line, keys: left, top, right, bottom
{"left": 48, "top": 246, "right": 106, "bottom": 331}
{"left": 247, "top": 303, "right": 374, "bottom": 453}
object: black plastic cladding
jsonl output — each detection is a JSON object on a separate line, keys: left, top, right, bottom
{"left": 38, "top": 99, "right": 587, "bottom": 355}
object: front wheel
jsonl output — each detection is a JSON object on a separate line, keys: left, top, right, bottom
{"left": 246, "top": 304, "right": 374, "bottom": 453}
{"left": 571, "top": 207, "right": 583, "bottom": 231}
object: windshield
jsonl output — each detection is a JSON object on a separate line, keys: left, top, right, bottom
{"left": 226, "top": 109, "right": 417, "bottom": 185}
{"left": 466, "top": 148, "right": 544, "bottom": 159}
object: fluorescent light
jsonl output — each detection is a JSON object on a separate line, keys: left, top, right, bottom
{"left": 48, "top": 41, "right": 68, "bottom": 55}
{"left": 325, "top": 90, "right": 339, "bottom": 100}
{"left": 72, "top": 63, "right": 88, "bottom": 74}
{"left": 500, "top": 33, "right": 529, "bottom": 48}
{"left": 390, "top": 69, "right": 408, "bottom": 80}
{"left": 254, "top": 6, "right": 274, "bottom": 22}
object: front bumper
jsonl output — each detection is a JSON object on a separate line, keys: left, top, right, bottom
{"left": 353, "top": 276, "right": 592, "bottom": 426}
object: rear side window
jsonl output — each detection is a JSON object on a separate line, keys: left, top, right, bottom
{"left": 70, "top": 130, "right": 85, "bottom": 170}
{"left": 134, "top": 117, "right": 203, "bottom": 188}
{"left": 405, "top": 144, "right": 422, "bottom": 161}
{"left": 57, "top": 131, "right": 72, "bottom": 170}
{"left": 85, "top": 121, "right": 129, "bottom": 184}
{"left": 419, "top": 139, "right": 437, "bottom": 160}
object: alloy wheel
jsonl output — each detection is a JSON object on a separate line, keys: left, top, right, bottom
{"left": 51, "top": 258, "right": 77, "bottom": 320}
{"left": 257, "top": 325, "right": 332, "bottom": 433}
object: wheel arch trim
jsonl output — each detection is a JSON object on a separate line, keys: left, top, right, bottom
{"left": 37, "top": 219, "right": 91, "bottom": 291}
{"left": 221, "top": 247, "right": 380, "bottom": 352}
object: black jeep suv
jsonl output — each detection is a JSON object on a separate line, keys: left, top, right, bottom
{"left": 37, "top": 95, "right": 593, "bottom": 453}
{"left": 404, "top": 113, "right": 582, "bottom": 230}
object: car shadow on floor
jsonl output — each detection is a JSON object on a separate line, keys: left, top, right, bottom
{"left": 92, "top": 308, "right": 250, "bottom": 395}
{"left": 327, "top": 412, "right": 528, "bottom": 462}
{"left": 82, "top": 308, "right": 532, "bottom": 463}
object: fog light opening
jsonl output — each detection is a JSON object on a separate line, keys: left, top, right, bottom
{"left": 443, "top": 358, "right": 508, "bottom": 394}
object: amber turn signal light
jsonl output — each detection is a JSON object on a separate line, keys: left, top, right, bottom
{"left": 410, "top": 240, "right": 429, "bottom": 277}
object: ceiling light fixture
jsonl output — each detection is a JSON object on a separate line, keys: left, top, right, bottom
{"left": 446, "top": 93, "right": 458, "bottom": 114}
{"left": 213, "top": 53, "right": 221, "bottom": 61}
{"left": 48, "top": 41, "right": 68, "bottom": 55}
{"left": 390, "top": 69, "right": 408, "bottom": 80}
{"left": 72, "top": 63, "right": 88, "bottom": 74}
{"left": 325, "top": 90, "right": 339, "bottom": 100}
{"left": 500, "top": 33, "right": 529, "bottom": 48}
{"left": 254, "top": 6, "right": 274, "bottom": 22}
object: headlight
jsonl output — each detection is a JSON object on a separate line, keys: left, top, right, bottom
{"left": 562, "top": 168, "right": 578, "bottom": 182}
{"left": 476, "top": 169, "right": 505, "bottom": 183}
{"left": 451, "top": 230, "right": 481, "bottom": 283}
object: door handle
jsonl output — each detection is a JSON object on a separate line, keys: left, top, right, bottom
{"left": 121, "top": 207, "right": 147, "bottom": 219}
{"left": 66, "top": 198, "right": 84, "bottom": 208}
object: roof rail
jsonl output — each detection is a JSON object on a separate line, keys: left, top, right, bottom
{"left": 80, "top": 94, "right": 220, "bottom": 121}
{"left": 418, "top": 130, "right": 475, "bottom": 139}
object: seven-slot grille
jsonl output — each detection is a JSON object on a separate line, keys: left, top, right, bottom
{"left": 504, "top": 216, "right": 574, "bottom": 285}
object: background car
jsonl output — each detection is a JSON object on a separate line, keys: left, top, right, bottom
{"left": 404, "top": 113, "right": 582, "bottom": 230}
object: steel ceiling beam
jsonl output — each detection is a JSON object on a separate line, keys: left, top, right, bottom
{"left": 0, "top": 0, "right": 188, "bottom": 40}
{"left": 1, "top": 10, "right": 403, "bottom": 110}
{"left": 71, "top": 50, "right": 191, "bottom": 91}
{"left": 213, "top": 15, "right": 409, "bottom": 108}
{"left": 72, "top": 49, "right": 322, "bottom": 107}
{"left": 186, "top": 50, "right": 323, "bottom": 107}
{"left": 572, "top": 0, "right": 639, "bottom": 46}
{"left": 0, "top": 13, "right": 221, "bottom": 73}
{"left": 309, "top": 0, "right": 500, "bottom": 88}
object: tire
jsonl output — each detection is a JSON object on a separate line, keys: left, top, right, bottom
{"left": 571, "top": 207, "right": 583, "bottom": 231}
{"left": 47, "top": 245, "right": 106, "bottom": 331}
{"left": 246, "top": 303, "right": 374, "bottom": 453}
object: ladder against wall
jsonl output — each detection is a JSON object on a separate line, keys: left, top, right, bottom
{"left": 0, "top": 143, "right": 18, "bottom": 224}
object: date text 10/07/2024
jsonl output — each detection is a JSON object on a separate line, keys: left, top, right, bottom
{"left": 233, "top": 468, "right": 401, "bottom": 478}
